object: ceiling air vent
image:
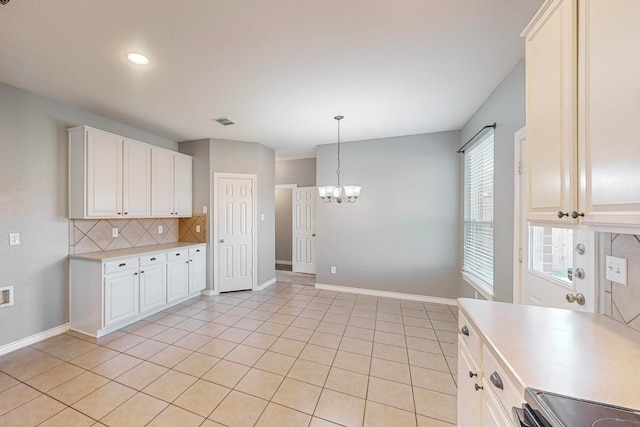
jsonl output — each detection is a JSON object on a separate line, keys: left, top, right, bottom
{"left": 213, "top": 117, "right": 235, "bottom": 126}
{"left": 0, "top": 0, "right": 14, "bottom": 6}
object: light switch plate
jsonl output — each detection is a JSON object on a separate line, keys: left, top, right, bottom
{"left": 9, "top": 233, "right": 20, "bottom": 246}
{"left": 606, "top": 255, "right": 627, "bottom": 285}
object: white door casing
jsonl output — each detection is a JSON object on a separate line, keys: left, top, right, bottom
{"left": 214, "top": 173, "right": 256, "bottom": 293}
{"left": 293, "top": 186, "right": 316, "bottom": 274}
{"left": 515, "top": 128, "right": 596, "bottom": 312}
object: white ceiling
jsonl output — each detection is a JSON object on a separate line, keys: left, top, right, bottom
{"left": 0, "top": 0, "right": 541, "bottom": 160}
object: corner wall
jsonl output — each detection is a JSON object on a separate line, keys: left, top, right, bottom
{"left": 315, "top": 131, "right": 461, "bottom": 298}
{"left": 459, "top": 59, "right": 526, "bottom": 302}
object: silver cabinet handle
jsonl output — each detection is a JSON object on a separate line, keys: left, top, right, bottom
{"left": 220, "top": 239, "right": 225, "bottom": 243}
{"left": 474, "top": 383, "right": 483, "bottom": 391}
{"left": 119, "top": 263, "right": 126, "bottom": 267}
{"left": 461, "top": 326, "right": 469, "bottom": 336}
{"left": 490, "top": 372, "right": 503, "bottom": 390}
{"left": 469, "top": 371, "right": 477, "bottom": 378}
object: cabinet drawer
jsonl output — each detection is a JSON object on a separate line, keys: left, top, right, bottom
{"left": 104, "top": 257, "right": 138, "bottom": 274}
{"left": 167, "top": 249, "right": 187, "bottom": 261}
{"left": 482, "top": 345, "right": 524, "bottom": 416}
{"left": 139, "top": 253, "right": 166, "bottom": 267}
{"left": 459, "top": 311, "right": 482, "bottom": 363}
{"left": 189, "top": 246, "right": 205, "bottom": 257}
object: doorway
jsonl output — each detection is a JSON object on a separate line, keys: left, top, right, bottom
{"left": 213, "top": 173, "right": 257, "bottom": 293}
{"left": 513, "top": 127, "right": 597, "bottom": 312}
{"left": 275, "top": 185, "right": 317, "bottom": 279}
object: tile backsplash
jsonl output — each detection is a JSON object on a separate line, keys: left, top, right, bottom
{"left": 69, "top": 218, "right": 179, "bottom": 255}
{"left": 179, "top": 214, "right": 207, "bottom": 243}
{"left": 603, "top": 233, "right": 640, "bottom": 332}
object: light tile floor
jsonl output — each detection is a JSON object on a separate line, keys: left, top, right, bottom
{"left": 0, "top": 282, "right": 459, "bottom": 427}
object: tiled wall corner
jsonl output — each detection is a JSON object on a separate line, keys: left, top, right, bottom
{"left": 603, "top": 233, "right": 640, "bottom": 333}
{"left": 69, "top": 218, "right": 179, "bottom": 255}
{"left": 179, "top": 214, "right": 207, "bottom": 243}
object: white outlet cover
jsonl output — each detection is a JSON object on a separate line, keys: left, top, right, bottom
{"left": 330, "top": 266, "right": 336, "bottom": 274}
{"left": 605, "top": 255, "right": 627, "bottom": 285}
{"left": 203, "top": 206, "right": 208, "bottom": 214}
{"left": 112, "top": 228, "right": 118, "bottom": 238}
{"left": 196, "top": 225, "right": 201, "bottom": 233}
{"left": 9, "top": 233, "right": 20, "bottom": 246}
{"left": 158, "top": 225, "right": 163, "bottom": 234}
{"left": 260, "top": 213, "right": 265, "bottom": 221}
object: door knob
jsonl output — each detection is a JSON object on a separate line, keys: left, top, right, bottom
{"left": 219, "top": 239, "right": 225, "bottom": 243}
{"left": 575, "top": 293, "right": 586, "bottom": 305}
{"left": 575, "top": 243, "right": 585, "bottom": 255}
{"left": 566, "top": 293, "right": 576, "bottom": 303}
{"left": 574, "top": 268, "right": 585, "bottom": 279}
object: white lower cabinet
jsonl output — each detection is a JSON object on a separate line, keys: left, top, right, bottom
{"left": 70, "top": 244, "right": 206, "bottom": 337}
{"left": 457, "top": 340, "right": 483, "bottom": 427}
{"left": 482, "top": 386, "right": 511, "bottom": 427}
{"left": 104, "top": 269, "right": 139, "bottom": 327}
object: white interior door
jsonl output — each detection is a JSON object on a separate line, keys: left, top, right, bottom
{"left": 217, "top": 176, "right": 254, "bottom": 292}
{"left": 516, "top": 129, "right": 596, "bottom": 312}
{"left": 293, "top": 186, "right": 316, "bottom": 274}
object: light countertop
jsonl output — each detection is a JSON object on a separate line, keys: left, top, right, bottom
{"left": 69, "top": 242, "right": 206, "bottom": 262}
{"left": 458, "top": 298, "right": 640, "bottom": 409}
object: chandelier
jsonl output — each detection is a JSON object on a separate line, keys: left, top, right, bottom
{"left": 318, "top": 115, "right": 362, "bottom": 203}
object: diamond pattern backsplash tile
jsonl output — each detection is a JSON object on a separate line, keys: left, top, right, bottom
{"left": 179, "top": 214, "right": 207, "bottom": 243}
{"left": 603, "top": 233, "right": 640, "bottom": 333}
{"left": 69, "top": 218, "right": 179, "bottom": 255}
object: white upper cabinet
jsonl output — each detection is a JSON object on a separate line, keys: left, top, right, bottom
{"left": 122, "top": 139, "right": 151, "bottom": 217}
{"left": 577, "top": 0, "right": 640, "bottom": 226}
{"left": 524, "top": 0, "right": 640, "bottom": 228}
{"left": 69, "top": 126, "right": 192, "bottom": 219}
{"left": 524, "top": 0, "right": 577, "bottom": 223}
{"left": 151, "top": 149, "right": 193, "bottom": 218}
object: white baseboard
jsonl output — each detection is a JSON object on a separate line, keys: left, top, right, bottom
{"left": 0, "top": 323, "right": 70, "bottom": 356}
{"left": 276, "top": 260, "right": 292, "bottom": 265}
{"left": 314, "top": 283, "right": 457, "bottom": 306}
{"left": 256, "top": 278, "right": 276, "bottom": 291}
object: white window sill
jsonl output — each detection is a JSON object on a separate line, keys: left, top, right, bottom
{"left": 462, "top": 272, "right": 495, "bottom": 301}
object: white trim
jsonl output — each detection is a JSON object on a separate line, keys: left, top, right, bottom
{"left": 257, "top": 278, "right": 277, "bottom": 291}
{"left": 213, "top": 172, "right": 258, "bottom": 293}
{"left": 520, "top": 0, "right": 554, "bottom": 37}
{"left": 461, "top": 273, "right": 495, "bottom": 301}
{"left": 0, "top": 323, "right": 70, "bottom": 356}
{"left": 201, "top": 289, "right": 218, "bottom": 296}
{"left": 275, "top": 184, "right": 297, "bottom": 190}
{"left": 314, "top": 283, "right": 457, "bottom": 306}
{"left": 276, "top": 260, "right": 292, "bottom": 265}
{"left": 513, "top": 126, "right": 527, "bottom": 304}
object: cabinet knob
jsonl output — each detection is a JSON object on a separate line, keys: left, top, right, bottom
{"left": 489, "top": 372, "right": 503, "bottom": 390}
{"left": 469, "top": 371, "right": 477, "bottom": 378}
{"left": 474, "top": 383, "right": 483, "bottom": 391}
{"left": 117, "top": 212, "right": 122, "bottom": 215}
{"left": 571, "top": 211, "right": 585, "bottom": 219}
{"left": 461, "top": 325, "right": 469, "bottom": 336}
{"left": 220, "top": 239, "right": 225, "bottom": 243}
{"left": 133, "top": 272, "right": 138, "bottom": 276}
{"left": 140, "top": 271, "right": 144, "bottom": 274}
{"left": 557, "top": 211, "right": 569, "bottom": 218}
{"left": 124, "top": 212, "right": 128, "bottom": 215}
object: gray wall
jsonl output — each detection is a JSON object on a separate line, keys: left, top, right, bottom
{"left": 275, "top": 189, "right": 293, "bottom": 262}
{"left": 316, "top": 131, "right": 461, "bottom": 298}
{"left": 459, "top": 59, "right": 526, "bottom": 302}
{"left": 0, "top": 82, "right": 177, "bottom": 348}
{"left": 275, "top": 158, "right": 316, "bottom": 186}
{"left": 210, "top": 139, "right": 276, "bottom": 287}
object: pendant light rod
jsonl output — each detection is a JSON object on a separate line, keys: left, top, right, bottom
{"left": 335, "top": 115, "right": 343, "bottom": 186}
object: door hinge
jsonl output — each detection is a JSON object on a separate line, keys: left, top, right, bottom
{"left": 518, "top": 248, "right": 523, "bottom": 263}
{"left": 517, "top": 161, "right": 522, "bottom": 175}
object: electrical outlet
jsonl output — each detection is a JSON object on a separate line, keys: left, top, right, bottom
{"left": 330, "top": 266, "right": 336, "bottom": 274}
{"left": 606, "top": 255, "right": 627, "bottom": 285}
{"left": 203, "top": 206, "right": 208, "bottom": 214}
{"left": 9, "top": 233, "right": 20, "bottom": 246}
{"left": 260, "top": 213, "right": 265, "bottom": 221}
{"left": 158, "top": 225, "right": 163, "bottom": 234}
{"left": 0, "top": 286, "right": 14, "bottom": 308}
{"left": 112, "top": 228, "right": 118, "bottom": 238}
{"left": 196, "top": 225, "right": 201, "bottom": 233}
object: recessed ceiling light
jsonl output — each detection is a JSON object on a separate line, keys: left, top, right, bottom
{"left": 126, "top": 52, "right": 149, "bottom": 65}
{"left": 213, "top": 117, "right": 235, "bottom": 126}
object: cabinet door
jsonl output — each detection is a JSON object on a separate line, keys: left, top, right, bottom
{"left": 525, "top": 0, "right": 577, "bottom": 222}
{"left": 174, "top": 153, "right": 192, "bottom": 217}
{"left": 167, "top": 260, "right": 189, "bottom": 302}
{"left": 139, "top": 264, "right": 166, "bottom": 313}
{"left": 189, "top": 255, "right": 206, "bottom": 294}
{"left": 86, "top": 129, "right": 122, "bottom": 217}
{"left": 578, "top": 0, "right": 640, "bottom": 226}
{"left": 151, "top": 148, "right": 175, "bottom": 217}
{"left": 123, "top": 139, "right": 151, "bottom": 217}
{"left": 104, "top": 271, "right": 139, "bottom": 327}
{"left": 482, "top": 386, "right": 512, "bottom": 427}
{"left": 457, "top": 341, "right": 483, "bottom": 427}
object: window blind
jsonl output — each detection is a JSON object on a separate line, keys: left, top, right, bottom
{"left": 463, "top": 132, "right": 494, "bottom": 288}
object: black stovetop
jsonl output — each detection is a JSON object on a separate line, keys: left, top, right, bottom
{"left": 525, "top": 388, "right": 640, "bottom": 427}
